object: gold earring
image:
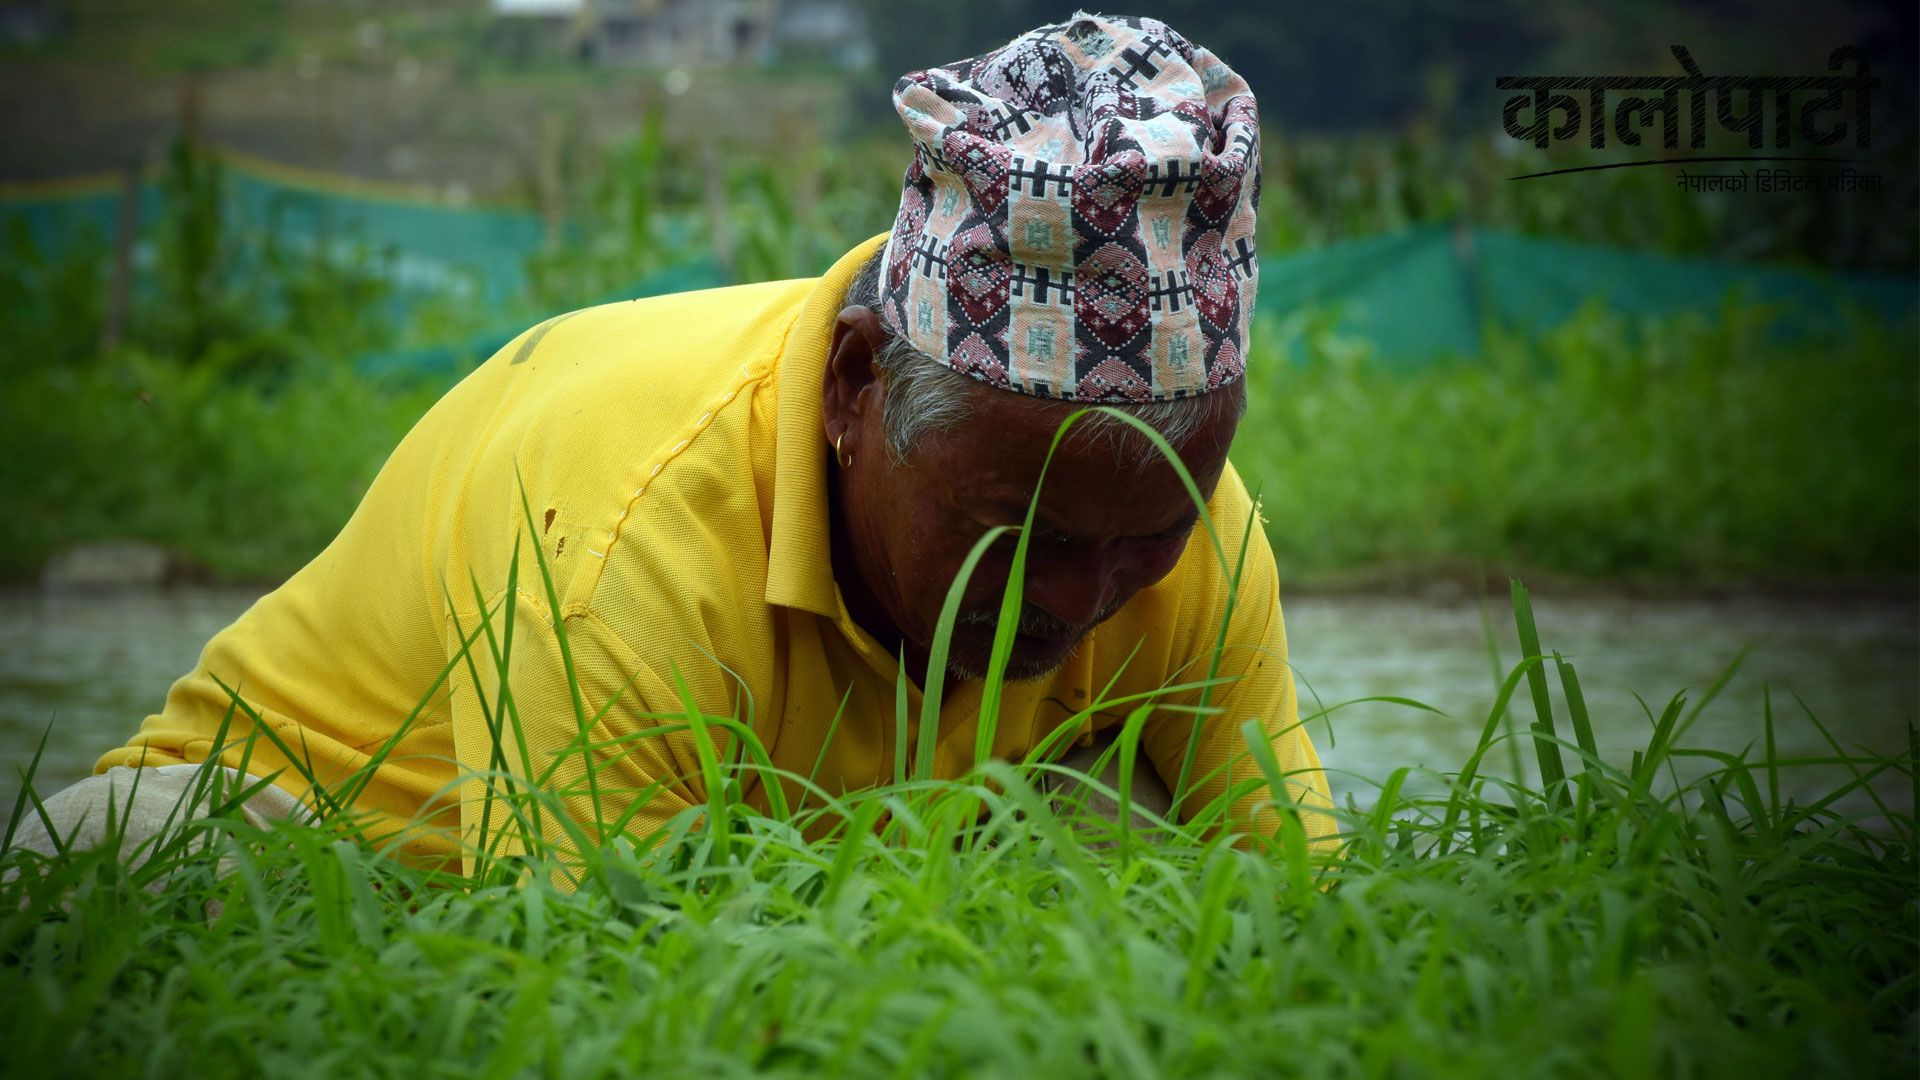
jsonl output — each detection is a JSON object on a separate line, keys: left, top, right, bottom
{"left": 836, "top": 433, "right": 852, "bottom": 469}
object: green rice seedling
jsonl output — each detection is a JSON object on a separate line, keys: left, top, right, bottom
{"left": 1, "top": 404, "right": 1914, "bottom": 1076}
{"left": 2, "top": 678, "right": 1912, "bottom": 1074}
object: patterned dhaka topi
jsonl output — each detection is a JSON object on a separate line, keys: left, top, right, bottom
{"left": 877, "top": 12, "right": 1261, "bottom": 404}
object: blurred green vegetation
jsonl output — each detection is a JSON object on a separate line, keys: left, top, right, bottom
{"left": 4, "top": 290, "right": 1908, "bottom": 587}
{"left": 0, "top": 141, "right": 456, "bottom": 580}
{"left": 0, "top": 131, "right": 1914, "bottom": 587}
{"left": 0, "top": 355, "right": 444, "bottom": 581}
{"left": 528, "top": 117, "right": 904, "bottom": 305}
{"left": 1239, "top": 302, "right": 1918, "bottom": 584}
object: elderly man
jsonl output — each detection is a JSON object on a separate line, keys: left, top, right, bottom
{"left": 20, "top": 14, "right": 1330, "bottom": 870}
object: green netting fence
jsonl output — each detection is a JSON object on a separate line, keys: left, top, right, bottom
{"left": 1260, "top": 222, "right": 1917, "bottom": 366}
{"left": 4, "top": 156, "right": 1913, "bottom": 381}
{"left": 0, "top": 153, "right": 551, "bottom": 310}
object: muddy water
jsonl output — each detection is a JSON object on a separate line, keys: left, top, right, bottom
{"left": 1, "top": 586, "right": 1913, "bottom": 827}
{"left": 1281, "top": 591, "right": 1916, "bottom": 814}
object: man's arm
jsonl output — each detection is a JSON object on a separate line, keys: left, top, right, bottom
{"left": 77, "top": 316, "right": 579, "bottom": 868}
{"left": 8, "top": 763, "right": 310, "bottom": 870}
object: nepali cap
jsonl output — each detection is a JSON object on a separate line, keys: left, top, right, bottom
{"left": 878, "top": 12, "right": 1261, "bottom": 404}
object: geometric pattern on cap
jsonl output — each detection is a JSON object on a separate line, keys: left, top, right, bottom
{"left": 879, "top": 11, "right": 1261, "bottom": 403}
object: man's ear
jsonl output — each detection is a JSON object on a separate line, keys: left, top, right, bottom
{"left": 823, "top": 305, "right": 888, "bottom": 439}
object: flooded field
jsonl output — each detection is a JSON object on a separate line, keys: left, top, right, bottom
{"left": 1281, "top": 590, "right": 1916, "bottom": 812}
{"left": 1, "top": 585, "right": 1913, "bottom": 825}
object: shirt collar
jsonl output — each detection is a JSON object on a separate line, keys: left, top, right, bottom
{"left": 764, "top": 233, "right": 890, "bottom": 619}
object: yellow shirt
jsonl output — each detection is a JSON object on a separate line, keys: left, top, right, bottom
{"left": 100, "top": 235, "right": 1331, "bottom": 869}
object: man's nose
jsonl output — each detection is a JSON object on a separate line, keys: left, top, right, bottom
{"left": 1023, "top": 552, "right": 1114, "bottom": 630}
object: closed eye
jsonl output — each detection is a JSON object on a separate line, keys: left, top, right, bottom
{"left": 1002, "top": 517, "right": 1192, "bottom": 547}
{"left": 1143, "top": 516, "right": 1198, "bottom": 543}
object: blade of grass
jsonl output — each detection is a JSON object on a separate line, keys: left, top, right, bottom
{"left": 893, "top": 652, "right": 910, "bottom": 787}
{"left": 1553, "top": 653, "right": 1608, "bottom": 816}
{"left": 514, "top": 472, "right": 602, "bottom": 832}
{"left": 1763, "top": 683, "right": 1781, "bottom": 817}
{"left": 798, "top": 683, "right": 855, "bottom": 817}
{"left": 1173, "top": 486, "right": 1260, "bottom": 816}
{"left": 1478, "top": 569, "right": 1526, "bottom": 785}
{"left": 1634, "top": 692, "right": 1689, "bottom": 791}
{"left": 665, "top": 661, "right": 731, "bottom": 867}
{"left": 2, "top": 718, "right": 58, "bottom": 857}
{"left": 1510, "top": 579, "right": 1568, "bottom": 804}
{"left": 1439, "top": 653, "right": 1551, "bottom": 854}
{"left": 1114, "top": 704, "right": 1155, "bottom": 864}
{"left": 1791, "top": 688, "right": 1901, "bottom": 829}
{"left": 450, "top": 578, "right": 511, "bottom": 877}
{"left": 922, "top": 524, "right": 1014, "bottom": 779}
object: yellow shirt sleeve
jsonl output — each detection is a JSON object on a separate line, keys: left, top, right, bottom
{"left": 89, "top": 314, "right": 525, "bottom": 864}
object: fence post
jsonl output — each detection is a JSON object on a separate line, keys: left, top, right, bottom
{"left": 1451, "top": 216, "right": 1487, "bottom": 356}
{"left": 702, "top": 143, "right": 733, "bottom": 279}
{"left": 102, "top": 162, "right": 141, "bottom": 355}
{"left": 537, "top": 112, "right": 565, "bottom": 249}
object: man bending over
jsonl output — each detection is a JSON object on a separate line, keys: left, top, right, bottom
{"left": 20, "top": 13, "right": 1330, "bottom": 871}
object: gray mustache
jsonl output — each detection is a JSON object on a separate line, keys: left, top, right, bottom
{"left": 956, "top": 603, "right": 1076, "bottom": 638}
{"left": 956, "top": 599, "right": 1123, "bottom": 639}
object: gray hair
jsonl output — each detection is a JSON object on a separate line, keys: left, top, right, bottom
{"left": 843, "top": 251, "right": 1245, "bottom": 466}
